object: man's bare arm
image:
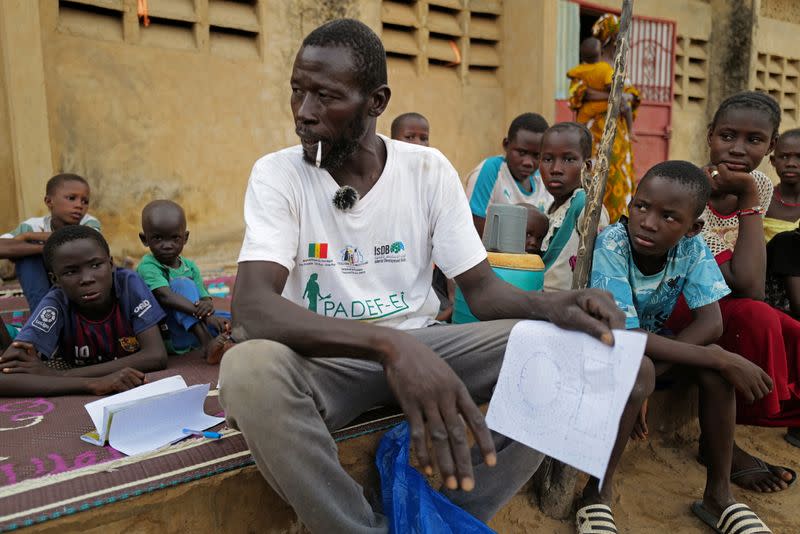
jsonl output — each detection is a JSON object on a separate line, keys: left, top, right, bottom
{"left": 455, "top": 259, "right": 625, "bottom": 343}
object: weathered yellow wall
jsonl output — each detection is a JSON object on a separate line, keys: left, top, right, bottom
{"left": 4, "top": 0, "right": 800, "bottom": 270}
{"left": 18, "top": 0, "right": 541, "bottom": 267}
{"left": 753, "top": 14, "right": 800, "bottom": 182}
{"left": 37, "top": 0, "right": 321, "bottom": 266}
{"left": 761, "top": 0, "right": 800, "bottom": 24}
{"left": 0, "top": 32, "right": 15, "bottom": 232}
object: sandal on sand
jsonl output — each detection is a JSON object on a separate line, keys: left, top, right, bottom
{"left": 784, "top": 432, "right": 800, "bottom": 448}
{"left": 691, "top": 501, "right": 772, "bottom": 533}
{"left": 731, "top": 457, "right": 797, "bottom": 489}
{"left": 576, "top": 504, "right": 618, "bottom": 533}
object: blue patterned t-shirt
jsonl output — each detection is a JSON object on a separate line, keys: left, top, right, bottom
{"left": 590, "top": 221, "right": 731, "bottom": 332}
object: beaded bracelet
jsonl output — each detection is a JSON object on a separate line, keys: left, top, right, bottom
{"left": 737, "top": 206, "right": 765, "bottom": 217}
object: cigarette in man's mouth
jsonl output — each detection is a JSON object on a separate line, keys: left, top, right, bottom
{"left": 315, "top": 141, "right": 322, "bottom": 168}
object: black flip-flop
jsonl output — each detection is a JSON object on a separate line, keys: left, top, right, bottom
{"left": 730, "top": 457, "right": 797, "bottom": 490}
{"left": 691, "top": 501, "right": 772, "bottom": 533}
{"left": 698, "top": 455, "right": 797, "bottom": 490}
{"left": 784, "top": 432, "right": 800, "bottom": 448}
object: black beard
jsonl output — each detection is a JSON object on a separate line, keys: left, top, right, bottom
{"left": 301, "top": 113, "right": 368, "bottom": 171}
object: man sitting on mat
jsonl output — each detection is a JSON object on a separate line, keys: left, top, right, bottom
{"left": 216, "top": 18, "right": 633, "bottom": 533}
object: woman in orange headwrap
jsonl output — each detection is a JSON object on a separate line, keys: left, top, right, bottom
{"left": 568, "top": 13, "right": 640, "bottom": 223}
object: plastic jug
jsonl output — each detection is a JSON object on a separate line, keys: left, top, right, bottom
{"left": 482, "top": 204, "right": 528, "bottom": 254}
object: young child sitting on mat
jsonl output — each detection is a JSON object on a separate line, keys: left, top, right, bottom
{"left": 138, "top": 200, "right": 230, "bottom": 363}
{"left": 0, "top": 174, "right": 101, "bottom": 311}
{"left": 0, "top": 226, "right": 167, "bottom": 397}
{"left": 538, "top": 122, "right": 608, "bottom": 291}
{"left": 590, "top": 160, "right": 775, "bottom": 534}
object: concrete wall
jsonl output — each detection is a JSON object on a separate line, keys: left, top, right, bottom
{"left": 0, "top": 0, "right": 546, "bottom": 266}
{"left": 3, "top": 0, "right": 800, "bottom": 268}
{"left": 0, "top": 33, "right": 15, "bottom": 232}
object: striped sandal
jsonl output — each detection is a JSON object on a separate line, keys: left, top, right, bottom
{"left": 691, "top": 501, "right": 772, "bottom": 533}
{"left": 576, "top": 504, "right": 618, "bottom": 533}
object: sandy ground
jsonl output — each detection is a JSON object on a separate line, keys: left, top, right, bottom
{"left": 489, "top": 425, "right": 797, "bottom": 533}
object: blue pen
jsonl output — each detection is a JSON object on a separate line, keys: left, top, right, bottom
{"left": 182, "top": 428, "right": 222, "bottom": 439}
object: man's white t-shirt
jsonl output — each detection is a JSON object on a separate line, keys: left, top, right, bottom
{"left": 238, "top": 135, "right": 487, "bottom": 329}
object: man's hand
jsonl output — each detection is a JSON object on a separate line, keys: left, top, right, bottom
{"left": 382, "top": 333, "right": 496, "bottom": 492}
{"left": 0, "top": 342, "right": 57, "bottom": 375}
{"left": 540, "top": 289, "right": 625, "bottom": 346}
{"left": 710, "top": 344, "right": 773, "bottom": 403}
{"left": 195, "top": 299, "right": 215, "bottom": 319}
{"left": 87, "top": 368, "right": 146, "bottom": 395}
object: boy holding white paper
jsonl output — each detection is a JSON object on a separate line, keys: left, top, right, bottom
{"left": 0, "top": 226, "right": 167, "bottom": 397}
{"left": 591, "top": 161, "right": 774, "bottom": 533}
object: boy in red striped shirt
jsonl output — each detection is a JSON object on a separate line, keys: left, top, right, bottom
{"left": 0, "top": 226, "right": 167, "bottom": 396}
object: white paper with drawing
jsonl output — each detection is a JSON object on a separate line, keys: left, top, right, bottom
{"left": 486, "top": 321, "right": 646, "bottom": 485}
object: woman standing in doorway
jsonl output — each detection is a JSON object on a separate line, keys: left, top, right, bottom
{"left": 568, "top": 13, "right": 640, "bottom": 223}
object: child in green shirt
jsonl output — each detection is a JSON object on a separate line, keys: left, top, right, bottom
{"left": 137, "top": 200, "right": 230, "bottom": 363}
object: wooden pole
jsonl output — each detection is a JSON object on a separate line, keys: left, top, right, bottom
{"left": 533, "top": 0, "right": 635, "bottom": 519}
{"left": 572, "top": 0, "right": 634, "bottom": 290}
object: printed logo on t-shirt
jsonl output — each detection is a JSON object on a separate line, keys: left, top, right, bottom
{"left": 373, "top": 241, "right": 407, "bottom": 264}
{"left": 301, "top": 273, "right": 410, "bottom": 319}
{"left": 32, "top": 306, "right": 58, "bottom": 333}
{"left": 301, "top": 242, "right": 334, "bottom": 267}
{"left": 119, "top": 336, "right": 141, "bottom": 353}
{"left": 134, "top": 299, "right": 152, "bottom": 318}
{"left": 338, "top": 245, "right": 367, "bottom": 274}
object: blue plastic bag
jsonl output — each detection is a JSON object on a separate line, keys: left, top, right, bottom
{"left": 376, "top": 422, "right": 496, "bottom": 534}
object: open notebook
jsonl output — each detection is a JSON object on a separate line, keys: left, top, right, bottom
{"left": 81, "top": 375, "right": 224, "bottom": 456}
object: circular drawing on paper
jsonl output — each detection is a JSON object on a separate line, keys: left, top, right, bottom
{"left": 518, "top": 354, "right": 562, "bottom": 411}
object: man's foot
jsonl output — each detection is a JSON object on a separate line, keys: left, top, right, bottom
{"left": 729, "top": 443, "right": 794, "bottom": 492}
